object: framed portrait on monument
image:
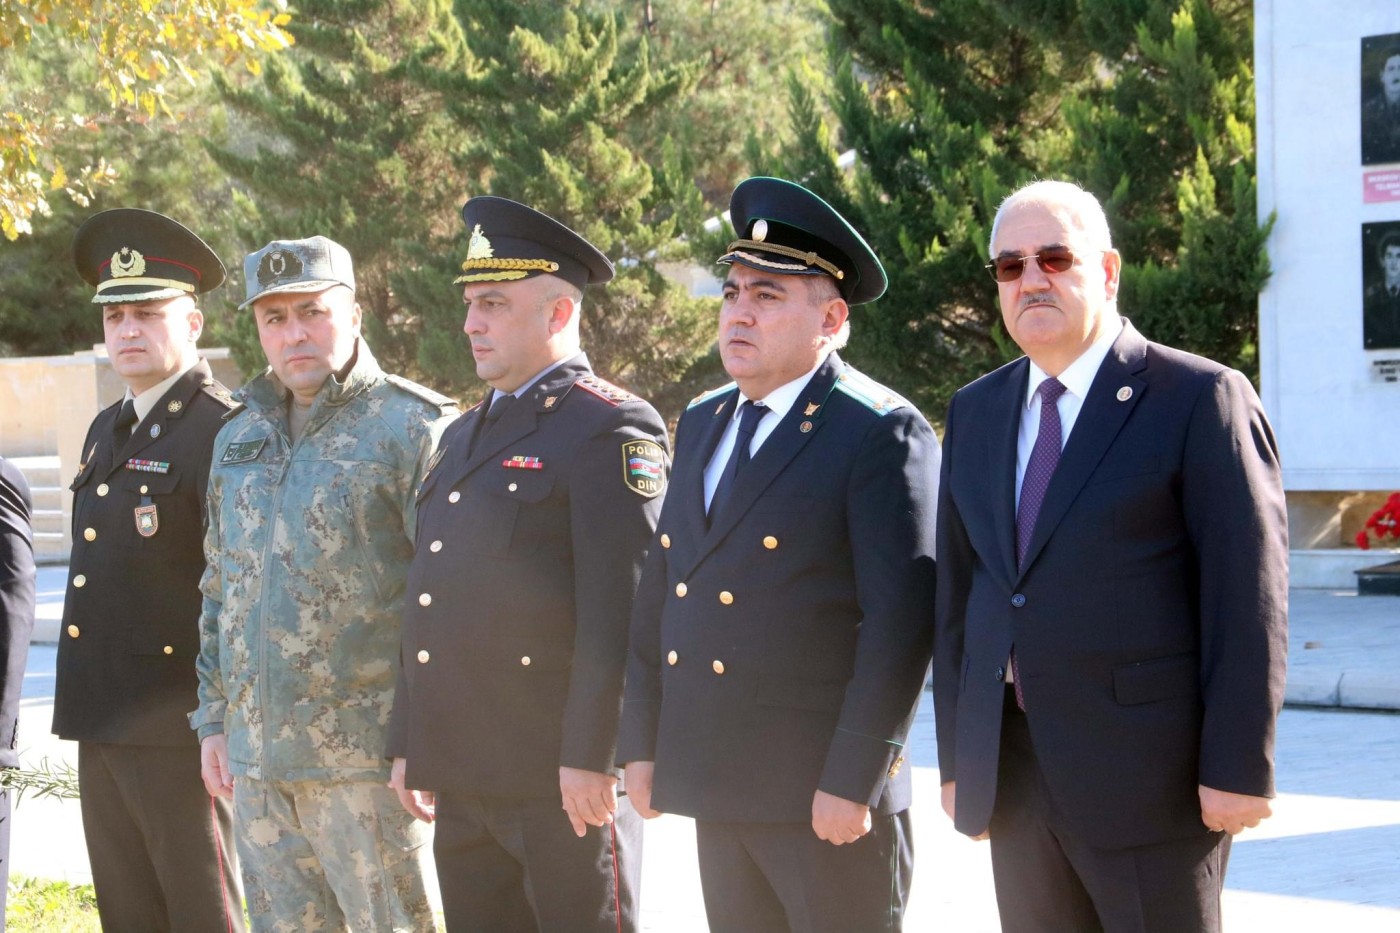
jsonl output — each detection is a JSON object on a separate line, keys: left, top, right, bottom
{"left": 1363, "top": 221, "right": 1400, "bottom": 350}
{"left": 1362, "top": 33, "right": 1400, "bottom": 166}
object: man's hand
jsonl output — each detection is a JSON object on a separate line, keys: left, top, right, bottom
{"left": 560, "top": 767, "right": 618, "bottom": 838}
{"left": 1199, "top": 784, "right": 1272, "bottom": 835}
{"left": 811, "top": 790, "right": 871, "bottom": 845}
{"left": 388, "top": 757, "right": 436, "bottom": 822}
{"left": 623, "top": 761, "right": 662, "bottom": 819}
{"left": 200, "top": 734, "right": 234, "bottom": 800}
{"left": 940, "top": 781, "right": 989, "bottom": 841}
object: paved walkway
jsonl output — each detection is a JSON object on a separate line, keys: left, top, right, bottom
{"left": 11, "top": 570, "right": 1400, "bottom": 929}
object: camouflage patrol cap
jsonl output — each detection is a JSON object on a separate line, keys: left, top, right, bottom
{"left": 240, "top": 236, "right": 356, "bottom": 310}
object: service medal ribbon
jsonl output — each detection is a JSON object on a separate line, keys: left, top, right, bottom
{"left": 124, "top": 458, "right": 171, "bottom": 474}
{"left": 502, "top": 456, "right": 544, "bottom": 470}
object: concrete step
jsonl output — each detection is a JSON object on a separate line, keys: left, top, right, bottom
{"left": 8, "top": 455, "right": 62, "bottom": 490}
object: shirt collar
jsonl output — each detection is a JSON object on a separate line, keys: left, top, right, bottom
{"left": 737, "top": 351, "right": 832, "bottom": 424}
{"left": 493, "top": 356, "right": 574, "bottom": 404}
{"left": 127, "top": 360, "right": 198, "bottom": 425}
{"left": 1024, "top": 314, "right": 1124, "bottom": 409}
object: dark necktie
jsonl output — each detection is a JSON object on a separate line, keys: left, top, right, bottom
{"left": 114, "top": 398, "right": 139, "bottom": 439}
{"left": 486, "top": 392, "right": 516, "bottom": 423}
{"left": 708, "top": 400, "right": 768, "bottom": 522}
{"left": 1011, "top": 377, "right": 1067, "bottom": 710}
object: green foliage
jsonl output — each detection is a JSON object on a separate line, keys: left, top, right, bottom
{"left": 5, "top": 877, "right": 100, "bottom": 932}
{"left": 0, "top": 757, "right": 81, "bottom": 802}
{"left": 757, "top": 0, "right": 1270, "bottom": 419}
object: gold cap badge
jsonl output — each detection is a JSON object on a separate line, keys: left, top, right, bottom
{"left": 467, "top": 224, "right": 494, "bottom": 260}
{"left": 111, "top": 247, "right": 146, "bottom": 278}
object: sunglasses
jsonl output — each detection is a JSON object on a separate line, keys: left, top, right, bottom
{"left": 985, "top": 246, "right": 1090, "bottom": 283}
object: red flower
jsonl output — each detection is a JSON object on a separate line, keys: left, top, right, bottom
{"left": 1358, "top": 492, "right": 1400, "bottom": 550}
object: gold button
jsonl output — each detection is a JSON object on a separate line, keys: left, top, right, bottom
{"left": 675, "top": 582, "right": 687, "bottom": 598}
{"left": 448, "top": 491, "right": 461, "bottom": 503}
{"left": 712, "top": 660, "right": 725, "bottom": 675}
{"left": 521, "top": 656, "right": 531, "bottom": 666}
{"left": 83, "top": 528, "right": 97, "bottom": 542}
{"left": 660, "top": 534, "right": 671, "bottom": 549}
{"left": 719, "top": 591, "right": 734, "bottom": 605}
{"left": 140, "top": 484, "right": 149, "bottom": 494}
{"left": 763, "top": 536, "right": 778, "bottom": 550}
{"left": 508, "top": 482, "right": 518, "bottom": 492}
{"left": 430, "top": 540, "right": 443, "bottom": 553}
{"left": 67, "top": 625, "right": 80, "bottom": 638}
{"left": 418, "top": 593, "right": 432, "bottom": 607}
{"left": 73, "top": 574, "right": 86, "bottom": 588}
{"left": 667, "top": 650, "right": 678, "bottom": 666}
{"left": 97, "top": 484, "right": 109, "bottom": 497}
{"left": 417, "top": 649, "right": 430, "bottom": 663}
{"left": 163, "top": 645, "right": 173, "bottom": 655}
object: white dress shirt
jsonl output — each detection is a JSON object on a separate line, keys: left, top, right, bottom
{"left": 124, "top": 360, "right": 199, "bottom": 435}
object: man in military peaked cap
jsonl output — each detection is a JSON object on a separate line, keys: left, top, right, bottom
{"left": 386, "top": 196, "right": 668, "bottom": 932}
{"left": 618, "top": 177, "right": 940, "bottom": 932}
{"left": 193, "top": 234, "right": 456, "bottom": 931}
{"left": 54, "top": 208, "right": 245, "bottom": 932}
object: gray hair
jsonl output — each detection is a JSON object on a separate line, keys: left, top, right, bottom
{"left": 989, "top": 180, "right": 1114, "bottom": 254}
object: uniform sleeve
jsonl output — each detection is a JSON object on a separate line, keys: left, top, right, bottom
{"left": 1184, "top": 369, "right": 1288, "bottom": 798}
{"left": 0, "top": 462, "right": 35, "bottom": 769}
{"left": 559, "top": 404, "right": 667, "bottom": 774}
{"left": 616, "top": 536, "right": 668, "bottom": 765}
{"left": 400, "top": 408, "right": 458, "bottom": 544}
{"left": 191, "top": 459, "right": 227, "bottom": 740}
{"left": 816, "top": 407, "right": 940, "bottom": 806}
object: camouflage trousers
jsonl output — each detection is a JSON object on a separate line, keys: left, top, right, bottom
{"left": 233, "top": 777, "right": 434, "bottom": 932}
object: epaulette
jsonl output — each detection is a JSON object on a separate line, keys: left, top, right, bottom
{"left": 199, "top": 379, "right": 240, "bottom": 410}
{"left": 686, "top": 382, "right": 737, "bottom": 411}
{"left": 386, "top": 374, "right": 460, "bottom": 413}
{"left": 574, "top": 374, "right": 638, "bottom": 407}
{"left": 832, "top": 368, "right": 907, "bottom": 416}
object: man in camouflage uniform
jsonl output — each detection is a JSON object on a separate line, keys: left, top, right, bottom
{"left": 192, "top": 236, "right": 457, "bottom": 932}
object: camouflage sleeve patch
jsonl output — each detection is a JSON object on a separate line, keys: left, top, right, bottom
{"left": 621, "top": 438, "right": 666, "bottom": 498}
{"left": 385, "top": 373, "right": 460, "bottom": 413}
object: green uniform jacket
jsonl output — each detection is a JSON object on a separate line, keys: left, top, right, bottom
{"left": 192, "top": 342, "right": 457, "bottom": 782}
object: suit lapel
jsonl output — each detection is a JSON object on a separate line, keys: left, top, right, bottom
{"left": 103, "top": 363, "right": 211, "bottom": 476}
{"left": 1017, "top": 324, "right": 1149, "bottom": 578}
{"left": 991, "top": 361, "right": 1029, "bottom": 585}
{"left": 679, "top": 391, "right": 737, "bottom": 541}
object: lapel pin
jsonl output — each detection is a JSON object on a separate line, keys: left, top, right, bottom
{"left": 800, "top": 421, "right": 813, "bottom": 433}
{"left": 544, "top": 396, "right": 557, "bottom": 409}
{"left": 149, "top": 423, "right": 161, "bottom": 438}
{"left": 1116, "top": 386, "right": 1133, "bottom": 402}
{"left": 804, "top": 402, "right": 820, "bottom": 416}
{"left": 715, "top": 401, "right": 726, "bottom": 415}
{"left": 167, "top": 400, "right": 182, "bottom": 413}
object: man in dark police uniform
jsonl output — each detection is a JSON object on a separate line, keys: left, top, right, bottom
{"left": 618, "top": 177, "right": 940, "bottom": 932}
{"left": 53, "top": 209, "right": 243, "bottom": 931}
{"left": 387, "top": 196, "right": 669, "bottom": 932}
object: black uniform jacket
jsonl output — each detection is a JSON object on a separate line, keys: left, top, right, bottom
{"left": 933, "top": 322, "right": 1289, "bottom": 850}
{"left": 53, "top": 360, "right": 237, "bottom": 746}
{"left": 617, "top": 353, "right": 940, "bottom": 824}
{"left": 0, "top": 459, "right": 35, "bottom": 768}
{"left": 387, "top": 354, "right": 668, "bottom": 798}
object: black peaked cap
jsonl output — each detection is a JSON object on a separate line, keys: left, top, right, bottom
{"left": 457, "top": 197, "right": 614, "bottom": 290}
{"left": 720, "top": 177, "right": 886, "bottom": 305}
{"left": 73, "top": 208, "right": 225, "bottom": 304}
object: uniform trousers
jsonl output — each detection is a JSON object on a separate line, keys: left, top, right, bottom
{"left": 232, "top": 776, "right": 432, "bottom": 933}
{"left": 695, "top": 809, "right": 914, "bottom": 933}
{"left": 77, "top": 742, "right": 244, "bottom": 933}
{"left": 433, "top": 790, "right": 642, "bottom": 933}
{"left": 988, "top": 686, "right": 1230, "bottom": 932}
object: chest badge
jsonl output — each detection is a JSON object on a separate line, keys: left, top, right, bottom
{"left": 221, "top": 437, "right": 268, "bottom": 464}
{"left": 149, "top": 423, "right": 162, "bottom": 439}
{"left": 134, "top": 504, "right": 159, "bottom": 538}
{"left": 622, "top": 439, "right": 666, "bottom": 498}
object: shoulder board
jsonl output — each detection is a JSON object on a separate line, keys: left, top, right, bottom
{"left": 385, "top": 374, "right": 459, "bottom": 412}
{"left": 686, "top": 382, "right": 737, "bottom": 411}
{"left": 574, "top": 374, "right": 638, "bottom": 407}
{"left": 199, "top": 381, "right": 240, "bottom": 410}
{"left": 832, "top": 368, "right": 907, "bottom": 416}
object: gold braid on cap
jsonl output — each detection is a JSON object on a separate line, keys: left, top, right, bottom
{"left": 453, "top": 257, "right": 561, "bottom": 284}
{"left": 726, "top": 240, "right": 845, "bottom": 280}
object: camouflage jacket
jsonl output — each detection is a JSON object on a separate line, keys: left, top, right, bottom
{"left": 192, "top": 342, "right": 457, "bottom": 782}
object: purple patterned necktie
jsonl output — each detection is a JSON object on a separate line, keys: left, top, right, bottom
{"left": 1011, "top": 376, "right": 1067, "bottom": 710}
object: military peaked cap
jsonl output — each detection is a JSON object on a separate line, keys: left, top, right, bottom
{"left": 456, "top": 196, "right": 614, "bottom": 290}
{"left": 239, "top": 236, "right": 357, "bottom": 310}
{"left": 719, "top": 176, "right": 887, "bottom": 305}
{"left": 72, "top": 208, "right": 225, "bottom": 304}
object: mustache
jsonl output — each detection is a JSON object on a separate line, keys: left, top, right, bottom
{"left": 1019, "top": 296, "right": 1060, "bottom": 311}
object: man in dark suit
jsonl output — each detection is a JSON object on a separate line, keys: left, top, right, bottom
{"left": 386, "top": 196, "right": 668, "bottom": 932}
{"left": 933, "top": 180, "right": 1288, "bottom": 932}
{"left": 618, "top": 177, "right": 939, "bottom": 932}
{"left": 53, "top": 209, "right": 243, "bottom": 931}
{"left": 0, "top": 457, "right": 36, "bottom": 922}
